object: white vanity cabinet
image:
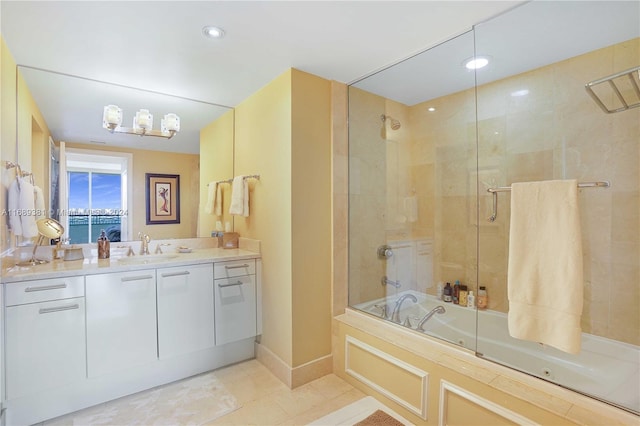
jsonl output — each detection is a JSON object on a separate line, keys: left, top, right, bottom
{"left": 157, "top": 263, "right": 214, "bottom": 359}
{"left": 86, "top": 270, "right": 157, "bottom": 377}
{"left": 4, "top": 276, "right": 86, "bottom": 400}
{"left": 214, "top": 259, "right": 257, "bottom": 346}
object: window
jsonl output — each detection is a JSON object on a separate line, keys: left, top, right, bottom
{"left": 64, "top": 149, "right": 132, "bottom": 243}
{"left": 68, "top": 171, "right": 122, "bottom": 243}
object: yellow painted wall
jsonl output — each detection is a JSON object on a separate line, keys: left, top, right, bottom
{"left": 290, "top": 70, "right": 332, "bottom": 366}
{"left": 234, "top": 69, "right": 294, "bottom": 366}
{"left": 1, "top": 37, "right": 18, "bottom": 252}
{"left": 199, "top": 109, "right": 235, "bottom": 237}
{"left": 234, "top": 68, "right": 333, "bottom": 369}
{"left": 1, "top": 38, "right": 52, "bottom": 252}
{"left": 65, "top": 143, "right": 199, "bottom": 240}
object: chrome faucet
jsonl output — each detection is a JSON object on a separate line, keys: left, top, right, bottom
{"left": 416, "top": 305, "right": 446, "bottom": 331}
{"left": 381, "top": 276, "right": 401, "bottom": 289}
{"left": 138, "top": 232, "right": 150, "bottom": 255}
{"left": 390, "top": 293, "right": 418, "bottom": 323}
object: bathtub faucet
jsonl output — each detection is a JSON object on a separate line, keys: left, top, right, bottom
{"left": 381, "top": 276, "right": 401, "bottom": 288}
{"left": 390, "top": 294, "right": 418, "bottom": 323}
{"left": 416, "top": 305, "right": 446, "bottom": 331}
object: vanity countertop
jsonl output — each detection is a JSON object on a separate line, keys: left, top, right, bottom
{"left": 1, "top": 245, "right": 260, "bottom": 284}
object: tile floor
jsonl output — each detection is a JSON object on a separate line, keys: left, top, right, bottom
{"left": 208, "top": 359, "right": 367, "bottom": 425}
{"left": 43, "top": 359, "right": 368, "bottom": 426}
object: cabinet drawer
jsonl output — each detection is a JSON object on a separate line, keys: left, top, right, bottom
{"left": 214, "top": 275, "right": 256, "bottom": 346}
{"left": 214, "top": 259, "right": 256, "bottom": 279}
{"left": 5, "top": 276, "right": 84, "bottom": 306}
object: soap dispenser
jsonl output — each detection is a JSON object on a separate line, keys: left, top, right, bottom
{"left": 97, "top": 229, "right": 110, "bottom": 259}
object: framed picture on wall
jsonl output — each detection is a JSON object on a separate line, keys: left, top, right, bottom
{"left": 145, "top": 173, "right": 180, "bottom": 224}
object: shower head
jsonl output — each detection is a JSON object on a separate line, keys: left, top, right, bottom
{"left": 381, "top": 114, "right": 401, "bottom": 130}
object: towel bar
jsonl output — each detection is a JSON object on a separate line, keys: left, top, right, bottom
{"left": 207, "top": 174, "right": 261, "bottom": 186}
{"left": 486, "top": 181, "right": 610, "bottom": 222}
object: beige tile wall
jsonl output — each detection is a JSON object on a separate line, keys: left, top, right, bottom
{"left": 474, "top": 38, "right": 639, "bottom": 345}
{"left": 348, "top": 38, "right": 639, "bottom": 345}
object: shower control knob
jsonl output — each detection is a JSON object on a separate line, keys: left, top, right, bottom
{"left": 377, "top": 245, "right": 393, "bottom": 259}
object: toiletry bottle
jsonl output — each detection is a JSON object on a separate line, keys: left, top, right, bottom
{"left": 436, "top": 282, "right": 443, "bottom": 300}
{"left": 453, "top": 280, "right": 460, "bottom": 304}
{"left": 443, "top": 282, "right": 452, "bottom": 302}
{"left": 477, "top": 286, "right": 488, "bottom": 309}
{"left": 97, "top": 229, "right": 110, "bottom": 259}
{"left": 467, "top": 290, "right": 475, "bottom": 308}
{"left": 459, "top": 285, "right": 468, "bottom": 307}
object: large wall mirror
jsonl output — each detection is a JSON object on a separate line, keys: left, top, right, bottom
{"left": 15, "top": 66, "right": 234, "bottom": 244}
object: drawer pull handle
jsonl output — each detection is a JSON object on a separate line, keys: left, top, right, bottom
{"left": 39, "top": 304, "right": 80, "bottom": 314}
{"left": 161, "top": 271, "right": 190, "bottom": 278}
{"left": 219, "top": 281, "right": 243, "bottom": 288}
{"left": 25, "top": 283, "right": 67, "bottom": 292}
{"left": 121, "top": 275, "right": 154, "bottom": 282}
{"left": 224, "top": 264, "right": 249, "bottom": 270}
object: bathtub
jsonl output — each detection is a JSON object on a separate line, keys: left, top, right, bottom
{"left": 355, "top": 290, "right": 640, "bottom": 414}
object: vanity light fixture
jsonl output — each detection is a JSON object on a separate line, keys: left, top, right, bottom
{"left": 102, "top": 105, "right": 180, "bottom": 139}
{"left": 463, "top": 55, "right": 491, "bottom": 70}
{"left": 202, "top": 25, "right": 225, "bottom": 39}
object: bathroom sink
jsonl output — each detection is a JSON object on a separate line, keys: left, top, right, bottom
{"left": 116, "top": 254, "right": 179, "bottom": 265}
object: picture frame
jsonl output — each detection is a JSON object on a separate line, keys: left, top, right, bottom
{"left": 145, "top": 173, "right": 180, "bottom": 224}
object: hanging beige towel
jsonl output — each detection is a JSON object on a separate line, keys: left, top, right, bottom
{"left": 8, "top": 178, "right": 22, "bottom": 236}
{"left": 18, "top": 178, "right": 38, "bottom": 239}
{"left": 229, "top": 176, "right": 249, "bottom": 217}
{"left": 34, "top": 185, "right": 46, "bottom": 221}
{"left": 507, "top": 179, "right": 583, "bottom": 355}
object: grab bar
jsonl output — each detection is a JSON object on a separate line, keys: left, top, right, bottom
{"left": 487, "top": 181, "right": 610, "bottom": 222}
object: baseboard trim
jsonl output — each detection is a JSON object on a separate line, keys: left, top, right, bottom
{"left": 255, "top": 343, "right": 333, "bottom": 388}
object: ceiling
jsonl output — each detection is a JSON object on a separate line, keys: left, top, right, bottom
{"left": 1, "top": 1, "right": 524, "bottom": 154}
{"left": 2, "top": 1, "right": 638, "bottom": 154}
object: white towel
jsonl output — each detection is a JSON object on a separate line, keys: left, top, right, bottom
{"left": 507, "top": 179, "right": 583, "bottom": 355}
{"left": 205, "top": 181, "right": 216, "bottom": 214}
{"left": 18, "top": 178, "right": 38, "bottom": 238}
{"left": 404, "top": 196, "right": 418, "bottom": 223}
{"left": 229, "top": 176, "right": 249, "bottom": 217}
{"left": 34, "top": 185, "right": 46, "bottom": 221}
{"left": 8, "top": 178, "right": 22, "bottom": 236}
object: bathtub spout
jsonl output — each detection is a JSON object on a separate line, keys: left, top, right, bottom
{"left": 416, "top": 305, "right": 446, "bottom": 331}
{"left": 390, "top": 294, "right": 418, "bottom": 323}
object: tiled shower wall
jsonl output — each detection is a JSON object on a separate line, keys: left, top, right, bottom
{"left": 473, "top": 38, "right": 639, "bottom": 345}
{"left": 349, "top": 38, "right": 639, "bottom": 345}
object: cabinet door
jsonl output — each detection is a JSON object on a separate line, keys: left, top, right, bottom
{"left": 214, "top": 275, "right": 256, "bottom": 346}
{"left": 6, "top": 298, "right": 86, "bottom": 399}
{"left": 86, "top": 270, "right": 157, "bottom": 377}
{"left": 157, "top": 264, "right": 214, "bottom": 359}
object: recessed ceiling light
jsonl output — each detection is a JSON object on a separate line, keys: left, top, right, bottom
{"left": 463, "top": 56, "right": 491, "bottom": 70}
{"left": 511, "top": 89, "right": 530, "bottom": 97}
{"left": 202, "top": 26, "right": 225, "bottom": 39}
{"left": 428, "top": 107, "right": 436, "bottom": 112}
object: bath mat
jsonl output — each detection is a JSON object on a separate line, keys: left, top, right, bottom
{"left": 354, "top": 409, "right": 404, "bottom": 426}
{"left": 46, "top": 371, "right": 239, "bottom": 426}
{"left": 308, "top": 396, "right": 412, "bottom": 425}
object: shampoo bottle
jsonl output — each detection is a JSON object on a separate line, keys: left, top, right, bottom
{"left": 443, "top": 282, "right": 452, "bottom": 302}
{"left": 467, "top": 290, "right": 475, "bottom": 308}
{"left": 459, "top": 285, "right": 468, "bottom": 306}
{"left": 97, "top": 229, "right": 110, "bottom": 259}
{"left": 477, "top": 286, "right": 488, "bottom": 309}
{"left": 436, "top": 282, "right": 443, "bottom": 300}
{"left": 453, "top": 280, "right": 460, "bottom": 304}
